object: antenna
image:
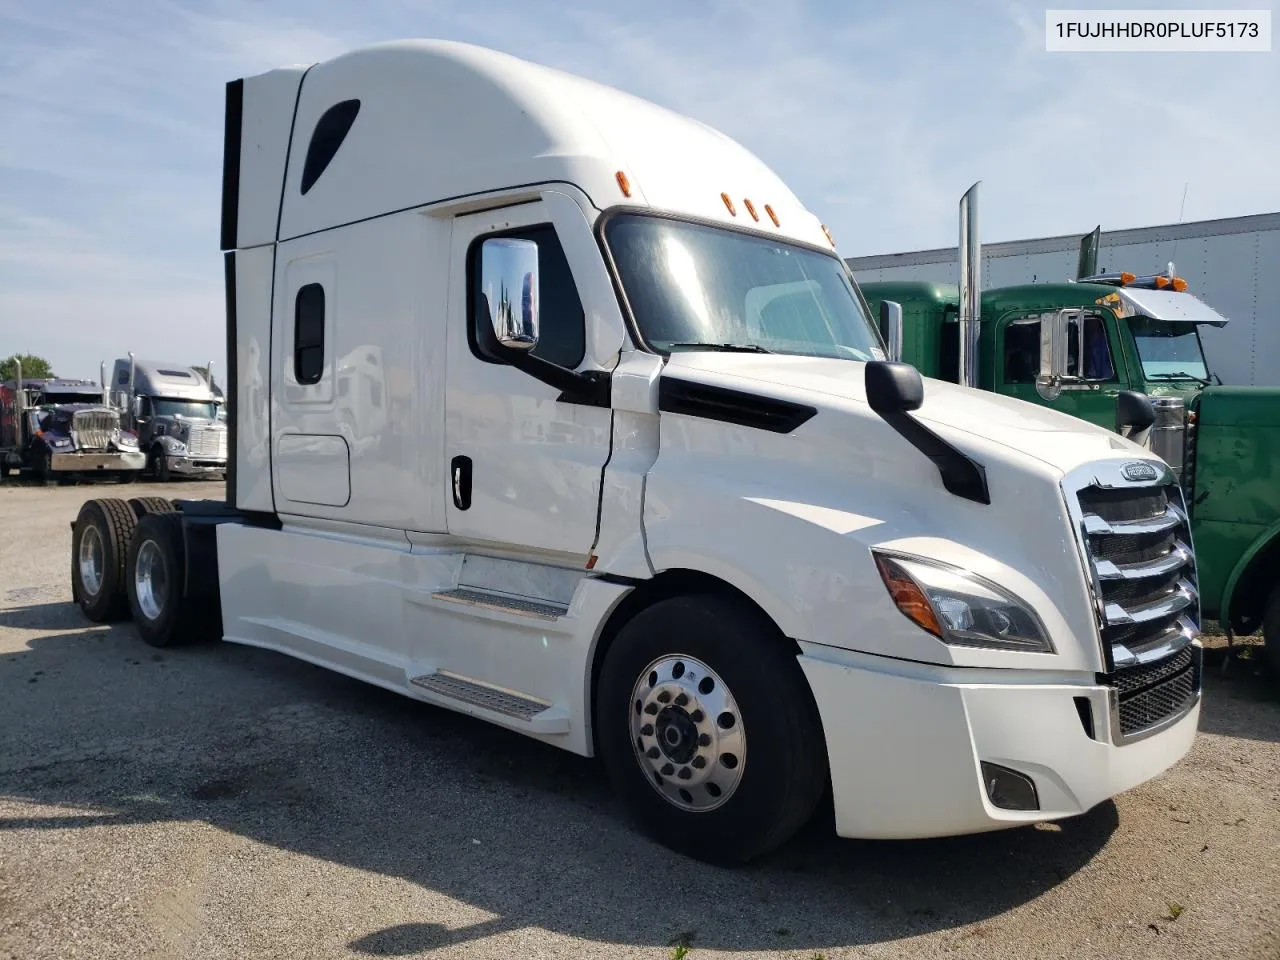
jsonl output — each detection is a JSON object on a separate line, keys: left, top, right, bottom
{"left": 1172, "top": 182, "right": 1189, "bottom": 264}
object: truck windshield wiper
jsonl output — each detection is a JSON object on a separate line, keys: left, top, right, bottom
{"left": 1148, "top": 371, "right": 1211, "bottom": 386}
{"left": 666, "top": 342, "right": 773, "bottom": 354}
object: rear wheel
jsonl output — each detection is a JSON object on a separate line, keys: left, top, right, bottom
{"left": 1263, "top": 583, "right": 1280, "bottom": 677}
{"left": 595, "top": 594, "right": 828, "bottom": 865}
{"left": 126, "top": 512, "right": 201, "bottom": 647}
{"left": 71, "top": 498, "right": 138, "bottom": 621}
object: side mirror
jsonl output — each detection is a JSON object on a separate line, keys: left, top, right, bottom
{"left": 865, "top": 360, "right": 923, "bottom": 414}
{"left": 1116, "top": 390, "right": 1155, "bottom": 446}
{"left": 1036, "top": 310, "right": 1069, "bottom": 401}
{"left": 132, "top": 396, "right": 143, "bottom": 418}
{"left": 878, "top": 301, "right": 903, "bottom": 363}
{"left": 481, "top": 237, "right": 539, "bottom": 352}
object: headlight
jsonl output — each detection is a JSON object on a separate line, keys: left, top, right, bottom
{"left": 117, "top": 433, "right": 138, "bottom": 448}
{"left": 161, "top": 436, "right": 186, "bottom": 453}
{"left": 873, "top": 552, "right": 1054, "bottom": 654}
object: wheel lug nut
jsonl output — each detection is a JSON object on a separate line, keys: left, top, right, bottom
{"left": 640, "top": 723, "right": 654, "bottom": 736}
{"left": 698, "top": 733, "right": 711, "bottom": 747}
{"left": 660, "top": 763, "right": 675, "bottom": 776}
{"left": 677, "top": 767, "right": 692, "bottom": 780}
{"left": 644, "top": 703, "right": 658, "bottom": 715}
{"left": 690, "top": 709, "right": 704, "bottom": 723}
{"left": 646, "top": 747, "right": 660, "bottom": 759}
{"left": 674, "top": 692, "right": 689, "bottom": 707}
{"left": 691, "top": 756, "right": 706, "bottom": 769}
{"left": 656, "top": 691, "right": 672, "bottom": 704}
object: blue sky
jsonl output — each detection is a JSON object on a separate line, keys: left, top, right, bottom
{"left": 1, "top": 0, "right": 1277, "bottom": 378}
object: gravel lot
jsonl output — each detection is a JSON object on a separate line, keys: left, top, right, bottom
{"left": 1, "top": 481, "right": 1277, "bottom": 960}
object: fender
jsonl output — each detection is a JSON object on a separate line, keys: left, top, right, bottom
{"left": 1220, "top": 517, "right": 1280, "bottom": 632}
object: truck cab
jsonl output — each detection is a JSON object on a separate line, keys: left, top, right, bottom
{"left": 1, "top": 373, "right": 144, "bottom": 482}
{"left": 67, "top": 41, "right": 1203, "bottom": 865}
{"left": 108, "top": 358, "right": 229, "bottom": 481}
{"left": 860, "top": 197, "right": 1280, "bottom": 672}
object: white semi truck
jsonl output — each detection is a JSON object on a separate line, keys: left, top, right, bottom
{"left": 68, "top": 39, "right": 1202, "bottom": 865}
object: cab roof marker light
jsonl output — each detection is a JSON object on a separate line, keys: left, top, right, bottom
{"left": 765, "top": 204, "right": 780, "bottom": 227}
{"left": 1154, "top": 276, "right": 1171, "bottom": 288}
{"left": 1120, "top": 272, "right": 1136, "bottom": 285}
{"left": 721, "top": 192, "right": 737, "bottom": 216}
{"left": 821, "top": 224, "right": 836, "bottom": 248}
{"left": 1172, "top": 277, "right": 1188, "bottom": 292}
{"left": 743, "top": 198, "right": 759, "bottom": 222}
{"left": 615, "top": 170, "right": 632, "bottom": 198}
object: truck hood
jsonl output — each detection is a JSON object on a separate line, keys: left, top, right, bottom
{"left": 662, "top": 353, "right": 1141, "bottom": 476}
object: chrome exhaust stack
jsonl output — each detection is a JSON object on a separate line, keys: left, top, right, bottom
{"left": 958, "top": 182, "right": 981, "bottom": 389}
{"left": 100, "top": 360, "right": 108, "bottom": 406}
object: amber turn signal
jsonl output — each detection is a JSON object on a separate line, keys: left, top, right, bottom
{"left": 874, "top": 555, "right": 942, "bottom": 638}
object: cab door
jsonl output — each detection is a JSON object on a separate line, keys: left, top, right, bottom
{"left": 997, "top": 309, "right": 1125, "bottom": 430}
{"left": 443, "top": 200, "right": 614, "bottom": 561}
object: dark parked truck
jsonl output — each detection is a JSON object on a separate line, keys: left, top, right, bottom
{"left": 857, "top": 183, "right": 1280, "bottom": 673}
{"left": 1, "top": 363, "right": 146, "bottom": 482}
{"left": 108, "top": 355, "right": 229, "bottom": 480}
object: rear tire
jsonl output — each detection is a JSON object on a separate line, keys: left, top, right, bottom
{"left": 1263, "top": 583, "right": 1280, "bottom": 677}
{"left": 126, "top": 512, "right": 207, "bottom": 648}
{"left": 595, "top": 594, "right": 828, "bottom": 865}
{"left": 128, "top": 496, "right": 178, "bottom": 518}
{"left": 71, "top": 498, "right": 138, "bottom": 622}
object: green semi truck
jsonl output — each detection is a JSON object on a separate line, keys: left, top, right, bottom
{"left": 857, "top": 183, "right": 1280, "bottom": 672}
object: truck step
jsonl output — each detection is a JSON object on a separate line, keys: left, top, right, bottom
{"left": 430, "top": 586, "right": 568, "bottom": 621}
{"left": 409, "top": 672, "right": 569, "bottom": 732}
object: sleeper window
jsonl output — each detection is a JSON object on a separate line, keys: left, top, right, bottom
{"left": 472, "top": 225, "right": 586, "bottom": 369}
{"left": 294, "top": 283, "right": 326, "bottom": 384}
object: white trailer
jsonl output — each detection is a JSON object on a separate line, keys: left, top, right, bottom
{"left": 67, "top": 39, "right": 1202, "bottom": 865}
{"left": 846, "top": 212, "right": 1280, "bottom": 388}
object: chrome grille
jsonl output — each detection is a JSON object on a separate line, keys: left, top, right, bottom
{"left": 71, "top": 409, "right": 120, "bottom": 450}
{"left": 187, "top": 426, "right": 227, "bottom": 459}
{"left": 1062, "top": 460, "right": 1203, "bottom": 743}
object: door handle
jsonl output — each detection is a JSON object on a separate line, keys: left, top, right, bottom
{"left": 451, "top": 455, "right": 472, "bottom": 510}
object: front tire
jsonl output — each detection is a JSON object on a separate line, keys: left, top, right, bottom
{"left": 71, "top": 498, "right": 138, "bottom": 622}
{"left": 149, "top": 448, "right": 172, "bottom": 483}
{"left": 595, "top": 594, "right": 828, "bottom": 865}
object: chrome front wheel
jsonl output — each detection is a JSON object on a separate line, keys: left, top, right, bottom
{"left": 630, "top": 655, "right": 747, "bottom": 812}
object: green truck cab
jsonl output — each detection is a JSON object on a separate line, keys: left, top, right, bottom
{"left": 858, "top": 187, "right": 1280, "bottom": 672}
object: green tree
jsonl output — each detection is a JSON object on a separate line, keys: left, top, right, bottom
{"left": 0, "top": 354, "right": 55, "bottom": 382}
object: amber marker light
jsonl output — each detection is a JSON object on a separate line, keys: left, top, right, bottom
{"left": 1120, "top": 272, "right": 1136, "bottom": 285}
{"left": 765, "top": 204, "right": 780, "bottom": 227}
{"left": 874, "top": 555, "right": 942, "bottom": 638}
{"left": 821, "top": 224, "right": 836, "bottom": 247}
{"left": 1172, "top": 277, "right": 1188, "bottom": 292}
{"left": 721, "top": 192, "right": 737, "bottom": 216}
{"left": 615, "top": 170, "right": 632, "bottom": 197}
{"left": 1154, "top": 276, "right": 1171, "bottom": 288}
{"left": 743, "top": 198, "right": 759, "bottom": 221}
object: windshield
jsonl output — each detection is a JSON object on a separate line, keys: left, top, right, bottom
{"left": 152, "top": 398, "right": 218, "bottom": 419}
{"left": 1129, "top": 316, "right": 1210, "bottom": 381}
{"left": 604, "top": 214, "right": 884, "bottom": 361}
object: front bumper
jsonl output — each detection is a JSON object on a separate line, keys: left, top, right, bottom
{"left": 798, "top": 644, "right": 1201, "bottom": 840}
{"left": 51, "top": 451, "right": 146, "bottom": 472}
{"left": 165, "top": 455, "right": 227, "bottom": 477}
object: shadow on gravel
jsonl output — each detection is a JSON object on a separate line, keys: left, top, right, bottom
{"left": 1197, "top": 648, "right": 1280, "bottom": 743}
{"left": 0, "top": 625, "right": 1124, "bottom": 953}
